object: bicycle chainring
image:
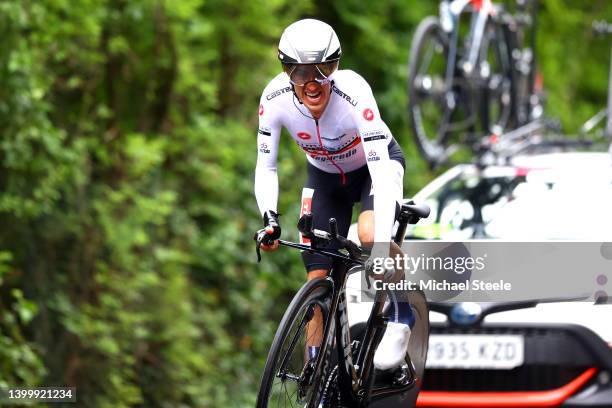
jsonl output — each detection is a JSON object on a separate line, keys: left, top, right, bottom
{"left": 320, "top": 364, "right": 341, "bottom": 407}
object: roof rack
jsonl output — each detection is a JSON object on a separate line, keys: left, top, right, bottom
{"left": 474, "top": 119, "right": 609, "bottom": 167}
{"left": 471, "top": 20, "right": 612, "bottom": 168}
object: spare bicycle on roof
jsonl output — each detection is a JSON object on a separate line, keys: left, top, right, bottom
{"left": 407, "top": 0, "right": 544, "bottom": 168}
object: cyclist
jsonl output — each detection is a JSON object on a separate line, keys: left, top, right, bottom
{"left": 255, "top": 19, "right": 414, "bottom": 371}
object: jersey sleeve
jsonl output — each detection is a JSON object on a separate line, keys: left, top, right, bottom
{"left": 254, "top": 91, "right": 282, "bottom": 216}
{"left": 351, "top": 75, "right": 401, "bottom": 257}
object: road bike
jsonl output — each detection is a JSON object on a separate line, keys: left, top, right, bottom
{"left": 407, "top": 0, "right": 542, "bottom": 168}
{"left": 255, "top": 202, "right": 430, "bottom": 407}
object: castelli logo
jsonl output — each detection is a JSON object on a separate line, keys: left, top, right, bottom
{"left": 259, "top": 104, "right": 264, "bottom": 116}
{"left": 363, "top": 108, "right": 374, "bottom": 121}
{"left": 297, "top": 132, "right": 312, "bottom": 140}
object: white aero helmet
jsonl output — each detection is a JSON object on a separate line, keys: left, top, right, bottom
{"left": 278, "top": 19, "right": 341, "bottom": 86}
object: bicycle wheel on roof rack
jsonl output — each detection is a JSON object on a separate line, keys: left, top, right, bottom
{"left": 479, "top": 21, "right": 516, "bottom": 137}
{"left": 408, "top": 17, "right": 474, "bottom": 169}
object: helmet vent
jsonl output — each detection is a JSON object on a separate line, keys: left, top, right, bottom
{"left": 298, "top": 50, "right": 325, "bottom": 63}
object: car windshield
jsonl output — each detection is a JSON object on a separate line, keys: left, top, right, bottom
{"left": 411, "top": 154, "right": 612, "bottom": 240}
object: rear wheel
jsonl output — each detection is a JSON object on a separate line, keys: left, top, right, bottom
{"left": 406, "top": 290, "right": 429, "bottom": 386}
{"left": 256, "top": 278, "right": 335, "bottom": 408}
{"left": 367, "top": 290, "right": 430, "bottom": 408}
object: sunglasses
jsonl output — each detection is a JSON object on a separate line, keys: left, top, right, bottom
{"left": 282, "top": 61, "right": 339, "bottom": 86}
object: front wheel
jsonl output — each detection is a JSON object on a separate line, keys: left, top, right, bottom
{"left": 256, "top": 278, "right": 335, "bottom": 408}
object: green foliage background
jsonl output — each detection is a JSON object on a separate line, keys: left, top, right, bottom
{"left": 0, "top": 0, "right": 609, "bottom": 406}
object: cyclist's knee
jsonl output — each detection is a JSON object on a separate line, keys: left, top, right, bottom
{"left": 357, "top": 211, "right": 375, "bottom": 246}
{"left": 308, "top": 269, "right": 328, "bottom": 281}
{"left": 358, "top": 230, "right": 374, "bottom": 247}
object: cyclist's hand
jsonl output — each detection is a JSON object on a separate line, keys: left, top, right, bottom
{"left": 261, "top": 210, "right": 281, "bottom": 251}
{"left": 261, "top": 238, "right": 280, "bottom": 252}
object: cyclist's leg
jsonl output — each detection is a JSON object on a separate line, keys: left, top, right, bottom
{"left": 359, "top": 155, "right": 414, "bottom": 370}
{"left": 300, "top": 165, "right": 353, "bottom": 361}
{"left": 358, "top": 137, "right": 406, "bottom": 268}
{"left": 305, "top": 269, "right": 327, "bottom": 361}
{"left": 358, "top": 142, "right": 406, "bottom": 285}
{"left": 358, "top": 209, "right": 409, "bottom": 323}
{"left": 301, "top": 210, "right": 332, "bottom": 361}
{"left": 357, "top": 211, "right": 404, "bottom": 279}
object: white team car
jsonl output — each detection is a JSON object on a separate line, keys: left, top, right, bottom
{"left": 347, "top": 150, "right": 612, "bottom": 407}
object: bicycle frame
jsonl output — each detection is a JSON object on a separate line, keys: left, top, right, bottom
{"left": 436, "top": 0, "right": 500, "bottom": 140}
{"left": 278, "top": 207, "right": 423, "bottom": 406}
{"left": 274, "top": 241, "right": 394, "bottom": 406}
{"left": 259, "top": 200, "right": 429, "bottom": 406}
{"left": 442, "top": 0, "right": 495, "bottom": 79}
{"left": 448, "top": 0, "right": 538, "bottom": 131}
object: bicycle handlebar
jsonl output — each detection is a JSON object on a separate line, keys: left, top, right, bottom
{"left": 254, "top": 215, "right": 363, "bottom": 263}
{"left": 255, "top": 203, "right": 431, "bottom": 263}
{"left": 298, "top": 215, "right": 363, "bottom": 260}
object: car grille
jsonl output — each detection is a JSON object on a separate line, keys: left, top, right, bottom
{"left": 423, "top": 325, "right": 596, "bottom": 392}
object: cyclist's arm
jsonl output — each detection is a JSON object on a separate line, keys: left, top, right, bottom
{"left": 254, "top": 97, "right": 282, "bottom": 216}
{"left": 353, "top": 76, "right": 399, "bottom": 258}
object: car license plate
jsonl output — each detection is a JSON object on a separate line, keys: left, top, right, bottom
{"left": 426, "top": 334, "right": 524, "bottom": 369}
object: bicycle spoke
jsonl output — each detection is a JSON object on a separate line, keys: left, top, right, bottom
{"left": 418, "top": 42, "right": 436, "bottom": 76}
{"left": 283, "top": 383, "right": 295, "bottom": 408}
{"left": 288, "top": 387, "right": 299, "bottom": 407}
{"left": 276, "top": 379, "right": 283, "bottom": 407}
{"left": 277, "top": 305, "right": 313, "bottom": 377}
{"left": 436, "top": 103, "right": 453, "bottom": 141}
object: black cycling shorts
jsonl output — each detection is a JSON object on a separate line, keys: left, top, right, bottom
{"left": 300, "top": 139, "right": 405, "bottom": 272}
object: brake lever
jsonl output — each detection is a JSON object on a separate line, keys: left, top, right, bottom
{"left": 254, "top": 229, "right": 267, "bottom": 263}
{"left": 344, "top": 239, "right": 362, "bottom": 260}
{"left": 364, "top": 257, "right": 375, "bottom": 290}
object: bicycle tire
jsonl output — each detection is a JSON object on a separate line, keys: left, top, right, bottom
{"left": 406, "top": 289, "right": 429, "bottom": 386}
{"left": 256, "top": 277, "right": 335, "bottom": 408}
{"left": 407, "top": 16, "right": 453, "bottom": 168}
{"left": 368, "top": 289, "right": 430, "bottom": 408}
{"left": 479, "top": 21, "right": 516, "bottom": 136}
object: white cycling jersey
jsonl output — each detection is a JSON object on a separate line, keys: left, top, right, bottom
{"left": 255, "top": 69, "right": 402, "bottom": 246}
